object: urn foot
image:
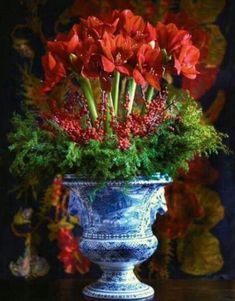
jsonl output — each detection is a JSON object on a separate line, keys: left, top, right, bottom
{"left": 83, "top": 265, "right": 154, "bottom": 300}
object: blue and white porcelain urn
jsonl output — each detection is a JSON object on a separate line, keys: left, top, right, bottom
{"left": 64, "top": 174, "right": 171, "bottom": 300}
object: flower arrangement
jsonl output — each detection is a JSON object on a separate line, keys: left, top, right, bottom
{"left": 9, "top": 9, "right": 226, "bottom": 183}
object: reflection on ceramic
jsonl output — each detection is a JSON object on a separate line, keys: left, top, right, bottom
{"left": 64, "top": 174, "right": 171, "bottom": 300}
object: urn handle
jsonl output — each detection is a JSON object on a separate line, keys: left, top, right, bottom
{"left": 150, "top": 186, "right": 168, "bottom": 223}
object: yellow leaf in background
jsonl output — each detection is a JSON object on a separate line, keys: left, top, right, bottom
{"left": 193, "top": 186, "right": 225, "bottom": 229}
{"left": 20, "top": 68, "right": 49, "bottom": 112}
{"left": 69, "top": 216, "right": 80, "bottom": 225}
{"left": 206, "top": 25, "right": 227, "bottom": 67}
{"left": 25, "top": 232, "right": 41, "bottom": 248}
{"left": 48, "top": 217, "right": 74, "bottom": 241}
{"left": 180, "top": 0, "right": 226, "bottom": 24}
{"left": 13, "top": 211, "right": 31, "bottom": 226}
{"left": 48, "top": 223, "right": 60, "bottom": 241}
{"left": 205, "top": 90, "right": 226, "bottom": 123}
{"left": 177, "top": 229, "right": 224, "bottom": 275}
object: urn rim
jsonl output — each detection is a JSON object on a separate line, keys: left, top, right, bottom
{"left": 63, "top": 173, "right": 172, "bottom": 187}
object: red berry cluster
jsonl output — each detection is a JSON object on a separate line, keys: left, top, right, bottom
{"left": 42, "top": 89, "right": 169, "bottom": 150}
{"left": 111, "top": 89, "right": 168, "bottom": 150}
{"left": 42, "top": 93, "right": 105, "bottom": 144}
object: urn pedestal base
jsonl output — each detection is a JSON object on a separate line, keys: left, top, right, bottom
{"left": 83, "top": 265, "right": 154, "bottom": 300}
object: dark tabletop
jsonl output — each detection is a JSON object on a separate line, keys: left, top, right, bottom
{"left": 0, "top": 279, "right": 235, "bottom": 301}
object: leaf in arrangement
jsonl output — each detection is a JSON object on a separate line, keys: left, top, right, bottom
{"left": 177, "top": 229, "right": 224, "bottom": 275}
{"left": 192, "top": 186, "right": 225, "bottom": 230}
{"left": 206, "top": 25, "right": 227, "bottom": 67}
{"left": 180, "top": 0, "right": 226, "bottom": 24}
{"left": 204, "top": 90, "right": 226, "bottom": 123}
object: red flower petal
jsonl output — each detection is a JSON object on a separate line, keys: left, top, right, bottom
{"left": 144, "top": 72, "right": 161, "bottom": 90}
{"left": 116, "top": 64, "right": 131, "bottom": 76}
{"left": 133, "top": 69, "right": 146, "bottom": 85}
{"left": 101, "top": 55, "right": 115, "bottom": 73}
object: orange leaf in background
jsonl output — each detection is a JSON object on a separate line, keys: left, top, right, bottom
{"left": 67, "top": 0, "right": 133, "bottom": 19}
{"left": 156, "top": 215, "right": 191, "bottom": 239}
{"left": 179, "top": 156, "right": 219, "bottom": 186}
{"left": 156, "top": 182, "right": 204, "bottom": 239}
{"left": 180, "top": 0, "right": 226, "bottom": 24}
{"left": 182, "top": 64, "right": 218, "bottom": 99}
{"left": 57, "top": 228, "right": 90, "bottom": 274}
{"left": 204, "top": 90, "right": 226, "bottom": 123}
{"left": 165, "top": 182, "right": 205, "bottom": 221}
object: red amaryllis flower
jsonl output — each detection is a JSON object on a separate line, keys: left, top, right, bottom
{"left": 81, "top": 15, "right": 119, "bottom": 38}
{"left": 100, "top": 32, "right": 134, "bottom": 75}
{"left": 83, "top": 52, "right": 111, "bottom": 91}
{"left": 47, "top": 25, "right": 81, "bottom": 62}
{"left": 156, "top": 22, "right": 191, "bottom": 56}
{"left": 174, "top": 44, "right": 200, "bottom": 79}
{"left": 133, "top": 44, "right": 163, "bottom": 89}
{"left": 120, "top": 10, "right": 156, "bottom": 45}
{"left": 123, "top": 10, "right": 145, "bottom": 34}
{"left": 41, "top": 51, "right": 66, "bottom": 92}
{"left": 163, "top": 12, "right": 209, "bottom": 60}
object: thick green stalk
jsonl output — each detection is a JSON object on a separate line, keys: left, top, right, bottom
{"left": 119, "top": 77, "right": 127, "bottom": 120}
{"left": 108, "top": 92, "right": 114, "bottom": 112}
{"left": 105, "top": 92, "right": 113, "bottom": 135}
{"left": 127, "top": 78, "right": 137, "bottom": 115}
{"left": 79, "top": 76, "right": 98, "bottom": 125}
{"left": 146, "top": 85, "right": 155, "bottom": 102}
{"left": 141, "top": 85, "right": 155, "bottom": 115}
{"left": 111, "top": 71, "right": 120, "bottom": 115}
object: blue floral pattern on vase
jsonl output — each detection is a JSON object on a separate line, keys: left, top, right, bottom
{"left": 64, "top": 174, "right": 171, "bottom": 300}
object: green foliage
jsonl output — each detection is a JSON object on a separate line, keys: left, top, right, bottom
{"left": 9, "top": 90, "right": 228, "bottom": 184}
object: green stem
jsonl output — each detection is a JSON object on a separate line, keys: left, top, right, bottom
{"left": 79, "top": 76, "right": 98, "bottom": 125}
{"left": 105, "top": 92, "right": 113, "bottom": 135}
{"left": 127, "top": 78, "right": 137, "bottom": 115}
{"left": 141, "top": 86, "right": 155, "bottom": 115}
{"left": 119, "top": 77, "right": 127, "bottom": 120}
{"left": 146, "top": 85, "right": 155, "bottom": 102}
{"left": 111, "top": 71, "right": 120, "bottom": 116}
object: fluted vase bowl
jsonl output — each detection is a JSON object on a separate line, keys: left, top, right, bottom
{"left": 64, "top": 174, "right": 171, "bottom": 300}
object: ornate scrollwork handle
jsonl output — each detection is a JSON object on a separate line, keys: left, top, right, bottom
{"left": 150, "top": 186, "right": 167, "bottom": 224}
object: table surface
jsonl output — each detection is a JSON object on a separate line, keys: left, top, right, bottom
{"left": 0, "top": 279, "right": 235, "bottom": 301}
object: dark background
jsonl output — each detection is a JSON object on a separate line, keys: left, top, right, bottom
{"left": 0, "top": 0, "right": 235, "bottom": 279}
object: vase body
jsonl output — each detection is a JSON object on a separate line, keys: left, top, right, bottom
{"left": 64, "top": 175, "right": 171, "bottom": 300}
